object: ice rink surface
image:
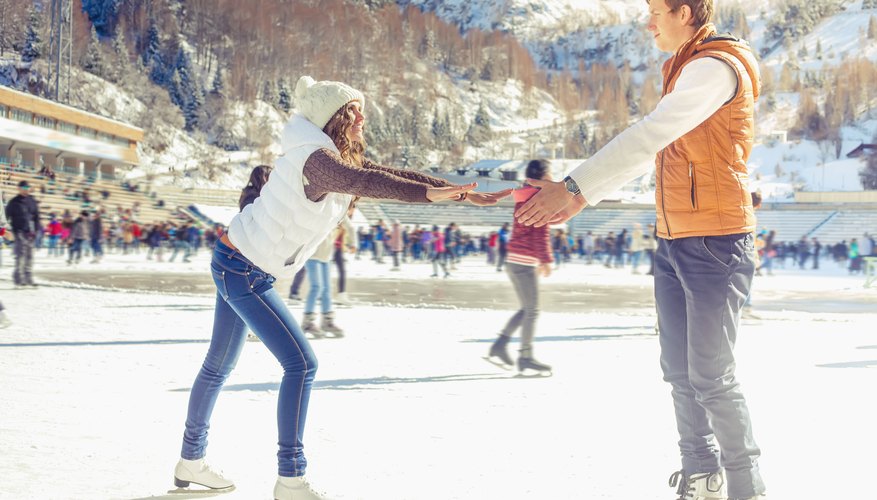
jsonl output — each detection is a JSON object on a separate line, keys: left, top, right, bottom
{"left": 1, "top": 249, "right": 875, "bottom": 499}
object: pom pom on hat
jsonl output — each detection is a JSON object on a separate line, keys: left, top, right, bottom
{"left": 293, "top": 75, "right": 364, "bottom": 130}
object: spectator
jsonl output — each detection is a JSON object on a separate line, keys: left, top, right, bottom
{"left": 5, "top": 180, "right": 41, "bottom": 286}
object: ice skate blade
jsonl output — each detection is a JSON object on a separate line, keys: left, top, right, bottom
{"left": 167, "top": 485, "right": 235, "bottom": 495}
{"left": 515, "top": 369, "right": 553, "bottom": 378}
{"left": 483, "top": 356, "right": 513, "bottom": 370}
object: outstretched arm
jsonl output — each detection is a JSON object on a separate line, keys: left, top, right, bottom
{"left": 362, "top": 159, "right": 454, "bottom": 188}
{"left": 362, "top": 158, "right": 511, "bottom": 205}
{"left": 516, "top": 57, "right": 736, "bottom": 226}
{"left": 304, "top": 149, "right": 474, "bottom": 203}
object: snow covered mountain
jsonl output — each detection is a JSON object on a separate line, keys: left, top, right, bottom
{"left": 3, "top": 0, "right": 875, "bottom": 201}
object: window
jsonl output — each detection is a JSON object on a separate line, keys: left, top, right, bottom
{"left": 10, "top": 108, "right": 33, "bottom": 124}
{"left": 0, "top": 104, "right": 6, "bottom": 118}
{"left": 80, "top": 127, "right": 98, "bottom": 139}
{"left": 58, "top": 121, "right": 76, "bottom": 135}
{"left": 35, "top": 115, "right": 56, "bottom": 129}
{"left": 114, "top": 136, "right": 130, "bottom": 147}
{"left": 98, "top": 132, "right": 114, "bottom": 144}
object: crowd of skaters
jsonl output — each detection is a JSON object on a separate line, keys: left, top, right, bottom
{"left": 755, "top": 230, "right": 876, "bottom": 275}
{"left": 26, "top": 210, "right": 223, "bottom": 265}
{"left": 4, "top": 194, "right": 875, "bottom": 281}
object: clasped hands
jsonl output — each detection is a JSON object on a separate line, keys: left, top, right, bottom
{"left": 425, "top": 182, "right": 512, "bottom": 206}
{"left": 514, "top": 178, "right": 587, "bottom": 226}
{"left": 426, "top": 178, "right": 588, "bottom": 221}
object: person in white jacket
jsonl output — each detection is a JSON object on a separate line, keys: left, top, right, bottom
{"left": 174, "top": 75, "right": 511, "bottom": 500}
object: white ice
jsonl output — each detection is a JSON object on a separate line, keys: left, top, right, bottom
{"left": 0, "top": 249, "right": 875, "bottom": 499}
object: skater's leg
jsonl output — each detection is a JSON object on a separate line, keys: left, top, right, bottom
{"left": 317, "top": 262, "right": 331, "bottom": 314}
{"left": 209, "top": 242, "right": 318, "bottom": 477}
{"left": 655, "top": 238, "right": 720, "bottom": 477}
{"left": 333, "top": 248, "right": 346, "bottom": 294}
{"left": 181, "top": 291, "right": 247, "bottom": 460}
{"left": 289, "top": 267, "right": 307, "bottom": 298}
{"left": 229, "top": 284, "right": 318, "bottom": 478}
{"left": 506, "top": 263, "right": 539, "bottom": 353}
{"left": 670, "top": 235, "right": 765, "bottom": 498}
{"left": 304, "top": 260, "right": 320, "bottom": 314}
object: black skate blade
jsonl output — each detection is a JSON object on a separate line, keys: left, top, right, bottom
{"left": 482, "top": 356, "right": 513, "bottom": 370}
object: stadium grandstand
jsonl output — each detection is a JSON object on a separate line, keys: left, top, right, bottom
{"left": 0, "top": 85, "right": 192, "bottom": 224}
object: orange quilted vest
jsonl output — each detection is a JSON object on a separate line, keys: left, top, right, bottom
{"left": 655, "top": 23, "right": 760, "bottom": 239}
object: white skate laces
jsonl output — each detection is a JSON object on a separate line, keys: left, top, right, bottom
{"left": 274, "top": 475, "right": 327, "bottom": 500}
{"left": 173, "top": 457, "right": 234, "bottom": 490}
{"left": 669, "top": 469, "right": 726, "bottom": 500}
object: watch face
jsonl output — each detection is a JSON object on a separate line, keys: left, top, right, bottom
{"left": 565, "top": 178, "right": 578, "bottom": 193}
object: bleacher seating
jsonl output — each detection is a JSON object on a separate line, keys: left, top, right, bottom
{"left": 809, "top": 210, "right": 877, "bottom": 244}
{"left": 752, "top": 209, "right": 836, "bottom": 241}
{"left": 1, "top": 163, "right": 186, "bottom": 225}
{"left": 355, "top": 199, "right": 877, "bottom": 244}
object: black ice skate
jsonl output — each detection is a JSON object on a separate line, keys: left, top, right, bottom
{"left": 484, "top": 335, "right": 514, "bottom": 369}
{"left": 517, "top": 355, "right": 552, "bottom": 376}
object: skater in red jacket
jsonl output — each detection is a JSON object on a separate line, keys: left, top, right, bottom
{"left": 487, "top": 159, "right": 554, "bottom": 374}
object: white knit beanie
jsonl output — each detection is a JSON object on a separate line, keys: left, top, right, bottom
{"left": 294, "top": 76, "right": 365, "bottom": 130}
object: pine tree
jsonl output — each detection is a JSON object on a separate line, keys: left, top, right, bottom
{"left": 82, "top": 0, "right": 121, "bottom": 36}
{"left": 869, "top": 15, "right": 877, "bottom": 40}
{"left": 466, "top": 102, "right": 492, "bottom": 146}
{"left": 174, "top": 48, "right": 203, "bottom": 131}
{"left": 261, "top": 79, "right": 278, "bottom": 107}
{"left": 432, "top": 108, "right": 450, "bottom": 149}
{"left": 209, "top": 66, "right": 224, "bottom": 96}
{"left": 82, "top": 25, "right": 105, "bottom": 78}
{"left": 479, "top": 57, "right": 494, "bottom": 81}
{"left": 410, "top": 102, "right": 431, "bottom": 147}
{"left": 861, "top": 151, "right": 877, "bottom": 190}
{"left": 277, "top": 78, "right": 291, "bottom": 112}
{"left": 109, "top": 27, "right": 130, "bottom": 83}
{"left": 21, "top": 6, "right": 43, "bottom": 63}
{"left": 144, "top": 23, "right": 166, "bottom": 85}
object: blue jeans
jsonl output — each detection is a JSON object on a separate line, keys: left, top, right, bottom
{"left": 181, "top": 241, "right": 318, "bottom": 477}
{"left": 655, "top": 234, "right": 765, "bottom": 498}
{"left": 90, "top": 238, "right": 103, "bottom": 256}
{"left": 304, "top": 260, "right": 331, "bottom": 314}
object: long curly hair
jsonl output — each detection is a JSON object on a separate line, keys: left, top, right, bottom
{"left": 323, "top": 103, "right": 366, "bottom": 167}
{"left": 238, "top": 164, "right": 273, "bottom": 210}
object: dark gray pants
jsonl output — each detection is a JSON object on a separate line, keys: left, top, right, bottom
{"left": 655, "top": 233, "right": 765, "bottom": 498}
{"left": 13, "top": 233, "right": 35, "bottom": 285}
{"left": 501, "top": 262, "right": 539, "bottom": 354}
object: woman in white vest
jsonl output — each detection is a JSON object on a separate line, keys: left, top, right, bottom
{"left": 174, "top": 76, "right": 511, "bottom": 500}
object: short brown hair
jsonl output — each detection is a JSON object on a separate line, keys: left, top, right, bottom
{"left": 664, "top": 0, "right": 713, "bottom": 28}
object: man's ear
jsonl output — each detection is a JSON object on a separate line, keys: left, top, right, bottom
{"left": 679, "top": 4, "right": 694, "bottom": 26}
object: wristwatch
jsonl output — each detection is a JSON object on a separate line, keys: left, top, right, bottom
{"left": 563, "top": 176, "right": 581, "bottom": 196}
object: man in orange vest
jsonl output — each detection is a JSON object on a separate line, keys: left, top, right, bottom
{"left": 515, "top": 1, "right": 765, "bottom": 499}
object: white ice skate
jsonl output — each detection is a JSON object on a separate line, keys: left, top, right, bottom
{"left": 171, "top": 458, "right": 234, "bottom": 493}
{"left": 334, "top": 292, "right": 352, "bottom": 307}
{"left": 273, "top": 475, "right": 328, "bottom": 500}
{"left": 668, "top": 469, "right": 726, "bottom": 500}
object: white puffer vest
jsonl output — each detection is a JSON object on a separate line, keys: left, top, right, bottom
{"left": 227, "top": 114, "right": 353, "bottom": 279}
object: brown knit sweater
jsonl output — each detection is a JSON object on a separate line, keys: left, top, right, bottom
{"left": 303, "top": 148, "right": 453, "bottom": 203}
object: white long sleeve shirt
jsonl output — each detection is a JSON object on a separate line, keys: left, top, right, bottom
{"left": 569, "top": 57, "right": 738, "bottom": 205}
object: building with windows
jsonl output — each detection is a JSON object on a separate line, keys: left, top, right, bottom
{"left": 0, "top": 85, "right": 143, "bottom": 179}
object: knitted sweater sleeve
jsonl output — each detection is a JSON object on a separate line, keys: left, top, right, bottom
{"left": 362, "top": 159, "right": 454, "bottom": 187}
{"left": 303, "top": 149, "right": 430, "bottom": 203}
